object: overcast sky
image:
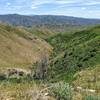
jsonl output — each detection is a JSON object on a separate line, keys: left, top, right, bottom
{"left": 0, "top": 0, "right": 100, "bottom": 18}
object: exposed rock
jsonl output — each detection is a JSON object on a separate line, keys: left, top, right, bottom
{"left": 5, "top": 68, "right": 31, "bottom": 78}
{"left": 76, "top": 86, "right": 96, "bottom": 93}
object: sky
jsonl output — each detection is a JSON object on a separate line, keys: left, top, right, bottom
{"left": 0, "top": 0, "right": 100, "bottom": 19}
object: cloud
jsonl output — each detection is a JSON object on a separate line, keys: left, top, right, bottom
{"left": 31, "top": 0, "right": 83, "bottom": 10}
{"left": 31, "top": 6, "right": 38, "bottom": 9}
{"left": 6, "top": 2, "right": 11, "bottom": 6}
{"left": 0, "top": 0, "right": 100, "bottom": 18}
{"left": 31, "top": 0, "right": 81, "bottom": 6}
{"left": 81, "top": 7, "right": 86, "bottom": 10}
{"left": 31, "top": 0, "right": 60, "bottom": 9}
{"left": 55, "top": 0, "right": 81, "bottom": 4}
{"left": 32, "top": 0, "right": 52, "bottom": 7}
{"left": 84, "top": 1, "right": 100, "bottom": 6}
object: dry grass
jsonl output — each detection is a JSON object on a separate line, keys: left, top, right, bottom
{"left": 0, "top": 24, "right": 52, "bottom": 70}
{"left": 0, "top": 81, "right": 39, "bottom": 100}
{"left": 0, "top": 81, "right": 56, "bottom": 100}
{"left": 73, "top": 65, "right": 100, "bottom": 100}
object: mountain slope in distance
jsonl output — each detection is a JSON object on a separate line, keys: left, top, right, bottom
{"left": 0, "top": 14, "right": 100, "bottom": 27}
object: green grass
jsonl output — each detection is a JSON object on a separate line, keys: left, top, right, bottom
{"left": 84, "top": 95, "right": 100, "bottom": 100}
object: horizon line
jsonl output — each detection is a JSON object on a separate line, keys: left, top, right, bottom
{"left": 0, "top": 13, "right": 100, "bottom": 20}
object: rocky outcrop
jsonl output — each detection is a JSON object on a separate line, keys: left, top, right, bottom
{"left": 0, "top": 68, "right": 31, "bottom": 79}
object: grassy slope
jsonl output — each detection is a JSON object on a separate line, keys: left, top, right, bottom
{"left": 47, "top": 26, "right": 100, "bottom": 82}
{"left": 73, "top": 65, "right": 100, "bottom": 90}
{"left": 25, "top": 26, "right": 55, "bottom": 39}
{"left": 0, "top": 24, "right": 52, "bottom": 70}
{"left": 0, "top": 24, "right": 54, "bottom": 100}
{"left": 73, "top": 65, "right": 100, "bottom": 100}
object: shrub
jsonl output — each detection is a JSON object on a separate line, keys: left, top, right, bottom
{"left": 49, "top": 82, "right": 73, "bottom": 100}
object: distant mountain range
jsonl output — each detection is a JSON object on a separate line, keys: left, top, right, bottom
{"left": 0, "top": 14, "right": 100, "bottom": 27}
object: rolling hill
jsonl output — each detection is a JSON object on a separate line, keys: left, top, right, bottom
{"left": 0, "top": 14, "right": 100, "bottom": 35}
{"left": 47, "top": 25, "right": 100, "bottom": 82}
{"left": 0, "top": 24, "right": 52, "bottom": 70}
{"left": 0, "top": 14, "right": 100, "bottom": 27}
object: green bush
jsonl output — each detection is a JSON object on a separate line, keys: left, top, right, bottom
{"left": 49, "top": 82, "right": 73, "bottom": 100}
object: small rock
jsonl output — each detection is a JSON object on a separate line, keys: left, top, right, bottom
{"left": 44, "top": 93, "right": 49, "bottom": 96}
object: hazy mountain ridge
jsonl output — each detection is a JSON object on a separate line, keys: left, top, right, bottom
{"left": 0, "top": 14, "right": 100, "bottom": 27}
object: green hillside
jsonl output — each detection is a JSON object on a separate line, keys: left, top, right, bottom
{"left": 45, "top": 26, "right": 100, "bottom": 99}
{"left": 47, "top": 26, "right": 100, "bottom": 82}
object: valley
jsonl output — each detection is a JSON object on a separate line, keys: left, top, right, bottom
{"left": 0, "top": 15, "right": 100, "bottom": 100}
